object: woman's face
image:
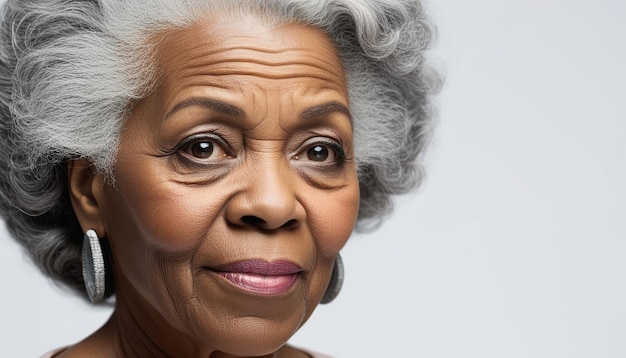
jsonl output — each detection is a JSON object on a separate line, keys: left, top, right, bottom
{"left": 92, "top": 14, "right": 359, "bottom": 356}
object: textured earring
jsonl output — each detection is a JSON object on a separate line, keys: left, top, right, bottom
{"left": 82, "top": 229, "right": 105, "bottom": 303}
{"left": 320, "top": 254, "right": 344, "bottom": 304}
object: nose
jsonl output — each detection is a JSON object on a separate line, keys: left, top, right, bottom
{"left": 225, "top": 159, "right": 304, "bottom": 231}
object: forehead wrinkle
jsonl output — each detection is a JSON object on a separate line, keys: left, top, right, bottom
{"left": 156, "top": 21, "right": 346, "bottom": 91}
{"left": 176, "top": 60, "right": 344, "bottom": 83}
{"left": 207, "top": 44, "right": 343, "bottom": 69}
{"left": 202, "top": 69, "right": 342, "bottom": 83}
{"left": 163, "top": 38, "right": 341, "bottom": 68}
{"left": 167, "top": 44, "right": 344, "bottom": 82}
{"left": 167, "top": 72, "right": 242, "bottom": 93}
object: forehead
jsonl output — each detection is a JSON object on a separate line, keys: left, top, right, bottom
{"left": 152, "top": 13, "right": 347, "bottom": 98}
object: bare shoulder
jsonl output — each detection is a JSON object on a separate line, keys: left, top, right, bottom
{"left": 52, "top": 342, "right": 110, "bottom": 358}
{"left": 41, "top": 345, "right": 102, "bottom": 358}
{"left": 52, "top": 325, "right": 115, "bottom": 358}
{"left": 40, "top": 347, "right": 67, "bottom": 358}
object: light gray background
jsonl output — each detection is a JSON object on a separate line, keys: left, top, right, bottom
{"left": 1, "top": 0, "right": 625, "bottom": 356}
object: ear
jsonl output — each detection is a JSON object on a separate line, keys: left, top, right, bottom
{"left": 67, "top": 158, "right": 107, "bottom": 237}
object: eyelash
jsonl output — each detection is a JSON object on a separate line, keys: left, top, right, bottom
{"left": 162, "top": 134, "right": 349, "bottom": 168}
{"left": 163, "top": 133, "right": 233, "bottom": 160}
{"left": 316, "top": 140, "right": 346, "bottom": 159}
{"left": 296, "top": 139, "right": 348, "bottom": 166}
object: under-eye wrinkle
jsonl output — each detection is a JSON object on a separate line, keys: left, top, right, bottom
{"left": 292, "top": 139, "right": 354, "bottom": 189}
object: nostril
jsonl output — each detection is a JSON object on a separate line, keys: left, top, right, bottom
{"left": 241, "top": 215, "right": 266, "bottom": 226}
{"left": 282, "top": 219, "right": 297, "bottom": 228}
{"left": 239, "top": 215, "right": 298, "bottom": 229}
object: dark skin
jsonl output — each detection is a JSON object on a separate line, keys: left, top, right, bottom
{"left": 64, "top": 13, "right": 359, "bottom": 358}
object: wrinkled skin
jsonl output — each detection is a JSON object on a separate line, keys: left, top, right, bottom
{"left": 67, "top": 12, "right": 359, "bottom": 358}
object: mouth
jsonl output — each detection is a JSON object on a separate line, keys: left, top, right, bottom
{"left": 209, "top": 260, "right": 302, "bottom": 295}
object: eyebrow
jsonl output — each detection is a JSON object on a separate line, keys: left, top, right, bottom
{"left": 164, "top": 98, "right": 246, "bottom": 120}
{"left": 299, "top": 102, "right": 351, "bottom": 121}
{"left": 164, "top": 97, "right": 350, "bottom": 122}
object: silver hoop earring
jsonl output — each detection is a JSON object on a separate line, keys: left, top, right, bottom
{"left": 82, "top": 229, "right": 105, "bottom": 303}
{"left": 320, "top": 254, "right": 344, "bottom": 304}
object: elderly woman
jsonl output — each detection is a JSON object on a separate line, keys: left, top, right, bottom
{"left": 0, "top": 0, "right": 437, "bottom": 356}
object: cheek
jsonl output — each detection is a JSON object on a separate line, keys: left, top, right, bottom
{"left": 107, "top": 158, "right": 228, "bottom": 256}
{"left": 100, "top": 178, "right": 228, "bottom": 323}
{"left": 307, "top": 180, "right": 360, "bottom": 257}
{"left": 300, "top": 181, "right": 358, "bottom": 319}
{"left": 125, "top": 188, "right": 221, "bottom": 254}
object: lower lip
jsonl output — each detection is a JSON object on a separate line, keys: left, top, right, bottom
{"left": 216, "top": 271, "right": 299, "bottom": 295}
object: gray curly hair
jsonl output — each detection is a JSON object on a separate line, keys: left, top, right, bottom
{"left": 0, "top": 0, "right": 439, "bottom": 300}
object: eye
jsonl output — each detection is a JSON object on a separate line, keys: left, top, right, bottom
{"left": 295, "top": 139, "right": 346, "bottom": 166}
{"left": 175, "top": 133, "right": 233, "bottom": 163}
{"left": 307, "top": 145, "right": 330, "bottom": 161}
{"left": 187, "top": 141, "right": 214, "bottom": 159}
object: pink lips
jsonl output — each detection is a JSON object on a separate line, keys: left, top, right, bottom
{"left": 212, "top": 260, "right": 301, "bottom": 295}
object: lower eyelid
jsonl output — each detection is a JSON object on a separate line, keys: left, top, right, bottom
{"left": 171, "top": 153, "right": 238, "bottom": 176}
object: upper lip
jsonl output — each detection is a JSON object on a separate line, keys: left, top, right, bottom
{"left": 211, "top": 260, "right": 302, "bottom": 275}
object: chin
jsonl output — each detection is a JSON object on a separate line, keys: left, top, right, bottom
{"left": 186, "top": 306, "right": 306, "bottom": 356}
{"left": 210, "top": 330, "right": 294, "bottom": 357}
